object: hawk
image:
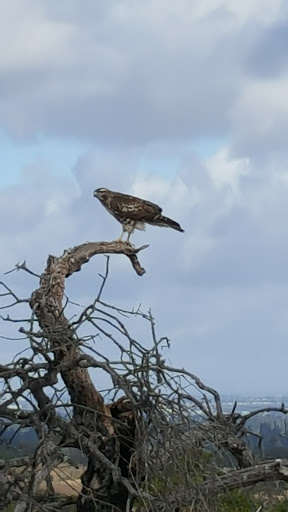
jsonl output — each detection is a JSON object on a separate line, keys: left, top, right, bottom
{"left": 94, "top": 187, "right": 184, "bottom": 242}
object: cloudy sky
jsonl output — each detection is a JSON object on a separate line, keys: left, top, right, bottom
{"left": 1, "top": 0, "right": 288, "bottom": 396}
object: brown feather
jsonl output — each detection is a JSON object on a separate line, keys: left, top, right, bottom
{"left": 93, "top": 188, "right": 184, "bottom": 238}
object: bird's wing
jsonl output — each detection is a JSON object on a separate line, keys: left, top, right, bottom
{"left": 111, "top": 193, "right": 162, "bottom": 221}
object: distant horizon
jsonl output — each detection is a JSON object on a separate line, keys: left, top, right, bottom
{"left": 221, "top": 394, "right": 288, "bottom": 400}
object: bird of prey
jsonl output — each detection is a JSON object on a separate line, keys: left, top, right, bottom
{"left": 94, "top": 187, "right": 184, "bottom": 242}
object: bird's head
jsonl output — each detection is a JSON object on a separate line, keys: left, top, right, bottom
{"left": 94, "top": 188, "right": 109, "bottom": 201}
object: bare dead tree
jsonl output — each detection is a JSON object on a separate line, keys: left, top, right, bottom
{"left": 0, "top": 239, "right": 288, "bottom": 511}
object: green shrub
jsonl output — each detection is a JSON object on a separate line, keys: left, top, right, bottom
{"left": 271, "top": 501, "right": 288, "bottom": 512}
{"left": 214, "top": 489, "right": 261, "bottom": 512}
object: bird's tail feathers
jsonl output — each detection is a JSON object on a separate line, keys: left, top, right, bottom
{"left": 154, "top": 214, "right": 184, "bottom": 232}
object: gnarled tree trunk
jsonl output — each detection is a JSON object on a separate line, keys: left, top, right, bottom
{"left": 28, "top": 242, "right": 147, "bottom": 511}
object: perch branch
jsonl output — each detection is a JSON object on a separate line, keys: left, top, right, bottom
{"left": 63, "top": 240, "right": 149, "bottom": 277}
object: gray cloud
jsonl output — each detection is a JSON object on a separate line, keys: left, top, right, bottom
{"left": 0, "top": 0, "right": 287, "bottom": 156}
{"left": 1, "top": 1, "right": 288, "bottom": 394}
{"left": 0, "top": 0, "right": 262, "bottom": 142}
{"left": 246, "top": 22, "right": 288, "bottom": 78}
{"left": 1, "top": 145, "right": 288, "bottom": 393}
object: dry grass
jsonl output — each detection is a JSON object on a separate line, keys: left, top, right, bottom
{"left": 38, "top": 463, "right": 83, "bottom": 496}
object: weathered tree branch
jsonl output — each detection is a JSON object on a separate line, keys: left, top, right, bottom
{"left": 55, "top": 240, "right": 148, "bottom": 278}
{"left": 26, "top": 241, "right": 151, "bottom": 510}
{"left": 2, "top": 239, "right": 288, "bottom": 511}
{"left": 199, "top": 458, "right": 288, "bottom": 496}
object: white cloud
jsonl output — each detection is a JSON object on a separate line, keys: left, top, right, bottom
{"left": 130, "top": 174, "right": 197, "bottom": 214}
{"left": 206, "top": 147, "right": 250, "bottom": 196}
{"left": 0, "top": 2, "right": 75, "bottom": 72}
{"left": 111, "top": 0, "right": 283, "bottom": 28}
{"left": 218, "top": 0, "right": 283, "bottom": 23}
{"left": 0, "top": 0, "right": 279, "bottom": 141}
{"left": 231, "top": 76, "right": 288, "bottom": 152}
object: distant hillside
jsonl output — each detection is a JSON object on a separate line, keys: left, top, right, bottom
{"left": 2, "top": 403, "right": 288, "bottom": 461}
